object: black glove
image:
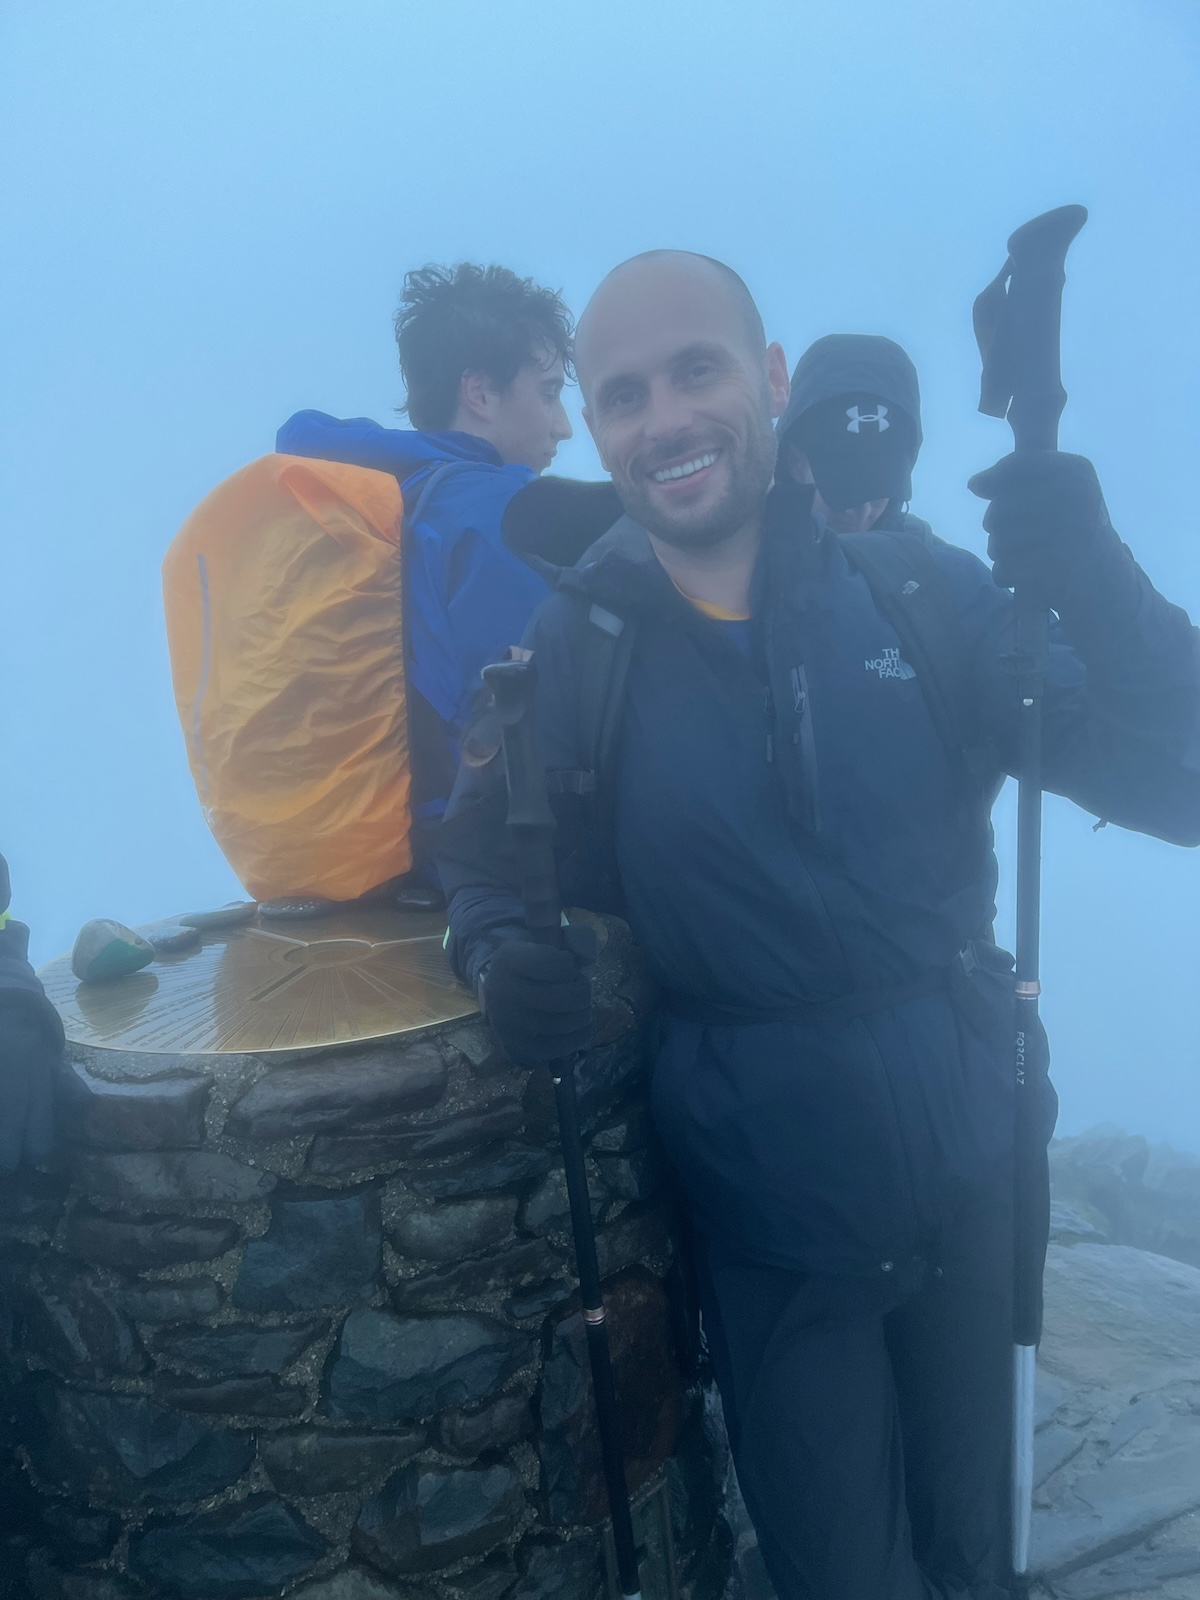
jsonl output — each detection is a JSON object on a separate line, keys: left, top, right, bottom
{"left": 0, "top": 997, "right": 58, "bottom": 1170}
{"left": 479, "top": 927, "right": 597, "bottom": 1066}
{"left": 968, "top": 451, "right": 1118, "bottom": 606}
{"left": 501, "top": 477, "right": 623, "bottom": 569}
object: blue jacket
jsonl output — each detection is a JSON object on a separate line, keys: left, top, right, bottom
{"left": 440, "top": 485, "right": 1200, "bottom": 1277}
{"left": 276, "top": 412, "right": 551, "bottom": 836}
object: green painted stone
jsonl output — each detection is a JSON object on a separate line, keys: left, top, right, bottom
{"left": 71, "top": 920, "right": 155, "bottom": 984}
{"left": 179, "top": 901, "right": 258, "bottom": 931}
{"left": 142, "top": 921, "right": 203, "bottom": 955}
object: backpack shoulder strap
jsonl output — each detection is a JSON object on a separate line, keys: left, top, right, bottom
{"left": 841, "top": 528, "right": 990, "bottom": 790}
{"left": 578, "top": 601, "right": 636, "bottom": 782}
{"left": 402, "top": 460, "right": 466, "bottom": 530}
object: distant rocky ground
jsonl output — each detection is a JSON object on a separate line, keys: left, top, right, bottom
{"left": 727, "top": 1130, "right": 1200, "bottom": 1600}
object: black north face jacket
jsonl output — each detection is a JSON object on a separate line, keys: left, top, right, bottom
{"left": 439, "top": 486, "right": 1200, "bottom": 1278}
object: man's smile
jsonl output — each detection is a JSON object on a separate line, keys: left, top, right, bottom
{"left": 652, "top": 450, "right": 718, "bottom": 484}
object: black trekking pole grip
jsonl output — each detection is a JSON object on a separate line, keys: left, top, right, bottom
{"left": 481, "top": 657, "right": 643, "bottom": 1600}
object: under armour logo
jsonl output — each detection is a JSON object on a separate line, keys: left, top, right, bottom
{"left": 846, "top": 404, "right": 889, "bottom": 434}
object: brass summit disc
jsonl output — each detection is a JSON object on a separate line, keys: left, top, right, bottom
{"left": 39, "top": 906, "right": 478, "bottom": 1055}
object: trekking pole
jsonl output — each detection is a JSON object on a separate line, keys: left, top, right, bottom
{"left": 482, "top": 653, "right": 643, "bottom": 1600}
{"left": 973, "top": 203, "right": 1088, "bottom": 1580}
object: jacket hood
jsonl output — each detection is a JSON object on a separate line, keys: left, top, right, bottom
{"left": 275, "top": 412, "right": 508, "bottom": 482}
{"left": 775, "top": 336, "right": 922, "bottom": 512}
{"left": 777, "top": 336, "right": 923, "bottom": 448}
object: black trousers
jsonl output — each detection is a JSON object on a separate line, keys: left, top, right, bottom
{"left": 696, "top": 1196, "right": 1015, "bottom": 1600}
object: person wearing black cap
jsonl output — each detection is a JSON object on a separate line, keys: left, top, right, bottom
{"left": 0, "top": 853, "right": 60, "bottom": 1170}
{"left": 776, "top": 332, "right": 923, "bottom": 532}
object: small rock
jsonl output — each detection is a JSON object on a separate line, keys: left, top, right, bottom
{"left": 152, "top": 1319, "right": 326, "bottom": 1377}
{"left": 141, "top": 921, "right": 203, "bottom": 955}
{"left": 128, "top": 1494, "right": 328, "bottom": 1599}
{"left": 57, "top": 1059, "right": 210, "bottom": 1151}
{"left": 74, "top": 1148, "right": 276, "bottom": 1206}
{"left": 118, "top": 1279, "right": 222, "bottom": 1325}
{"left": 391, "top": 1236, "right": 566, "bottom": 1311}
{"left": 71, "top": 920, "right": 154, "bottom": 983}
{"left": 309, "top": 1100, "right": 525, "bottom": 1176}
{"left": 65, "top": 1205, "right": 239, "bottom": 1270}
{"left": 24, "top": 1377, "right": 254, "bottom": 1506}
{"left": 178, "top": 902, "right": 257, "bottom": 930}
{"left": 352, "top": 1461, "right": 524, "bottom": 1575}
{"left": 439, "top": 1394, "right": 533, "bottom": 1458}
{"left": 390, "top": 1195, "right": 518, "bottom": 1263}
{"left": 324, "top": 1307, "right": 532, "bottom": 1425}
{"left": 405, "top": 1144, "right": 552, "bottom": 1201}
{"left": 153, "top": 1373, "right": 307, "bottom": 1417}
{"left": 224, "top": 1044, "right": 447, "bottom": 1142}
{"left": 260, "top": 1427, "right": 425, "bottom": 1498}
{"left": 233, "top": 1187, "right": 381, "bottom": 1313}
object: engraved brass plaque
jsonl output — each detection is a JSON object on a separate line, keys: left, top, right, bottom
{"left": 39, "top": 907, "right": 477, "bottom": 1055}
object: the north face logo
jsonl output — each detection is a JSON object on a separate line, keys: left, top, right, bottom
{"left": 865, "top": 646, "right": 916, "bottom": 681}
{"left": 846, "top": 404, "right": 889, "bottom": 434}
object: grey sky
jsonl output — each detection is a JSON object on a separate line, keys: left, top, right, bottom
{"left": 2, "top": 0, "right": 1197, "bottom": 1147}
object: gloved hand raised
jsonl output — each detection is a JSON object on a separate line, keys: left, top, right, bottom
{"left": 968, "top": 451, "right": 1118, "bottom": 607}
{"left": 480, "top": 926, "right": 597, "bottom": 1066}
{"left": 0, "top": 997, "right": 58, "bottom": 1170}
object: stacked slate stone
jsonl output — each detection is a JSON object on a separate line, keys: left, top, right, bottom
{"left": 0, "top": 918, "right": 734, "bottom": 1600}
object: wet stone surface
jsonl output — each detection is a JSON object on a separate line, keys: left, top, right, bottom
{"left": 65, "top": 1206, "right": 239, "bottom": 1270}
{"left": 56, "top": 1060, "right": 210, "bottom": 1151}
{"left": 18, "top": 1258, "right": 146, "bottom": 1378}
{"left": 151, "top": 1317, "right": 325, "bottom": 1376}
{"left": 352, "top": 1461, "right": 525, "bottom": 1575}
{"left": 324, "top": 1308, "right": 532, "bottom": 1425}
{"left": 225, "top": 1044, "right": 448, "bottom": 1142}
{"left": 259, "top": 1426, "right": 426, "bottom": 1497}
{"left": 388, "top": 1194, "right": 518, "bottom": 1262}
{"left": 24, "top": 1378, "right": 255, "bottom": 1506}
{"left": 233, "top": 1187, "right": 381, "bottom": 1312}
{"left": 127, "top": 1493, "right": 329, "bottom": 1599}
{"left": 1, "top": 914, "right": 736, "bottom": 1598}
{"left": 73, "top": 1148, "right": 276, "bottom": 1206}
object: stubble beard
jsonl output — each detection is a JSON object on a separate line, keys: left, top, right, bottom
{"left": 616, "top": 415, "right": 777, "bottom": 553}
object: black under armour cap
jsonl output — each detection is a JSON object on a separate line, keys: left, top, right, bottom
{"left": 789, "top": 391, "right": 917, "bottom": 512}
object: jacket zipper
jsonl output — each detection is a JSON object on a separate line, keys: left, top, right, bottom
{"left": 790, "top": 663, "right": 821, "bottom": 834}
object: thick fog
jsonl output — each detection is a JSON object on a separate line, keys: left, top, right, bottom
{"left": 2, "top": 1, "right": 1197, "bottom": 1149}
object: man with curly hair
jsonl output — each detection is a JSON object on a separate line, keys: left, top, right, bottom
{"left": 277, "top": 263, "right": 583, "bottom": 901}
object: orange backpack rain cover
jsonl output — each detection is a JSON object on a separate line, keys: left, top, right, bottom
{"left": 163, "top": 454, "right": 412, "bottom": 902}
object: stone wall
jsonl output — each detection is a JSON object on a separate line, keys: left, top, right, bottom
{"left": 0, "top": 918, "right": 733, "bottom": 1600}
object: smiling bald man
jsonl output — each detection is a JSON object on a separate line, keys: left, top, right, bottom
{"left": 439, "top": 251, "right": 1200, "bottom": 1600}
